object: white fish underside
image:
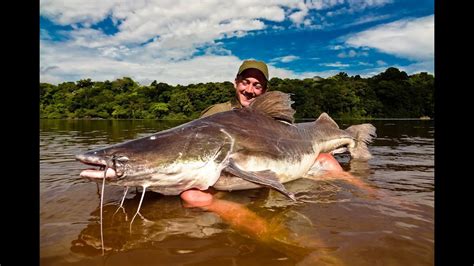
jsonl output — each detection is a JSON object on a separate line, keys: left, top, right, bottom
{"left": 109, "top": 151, "right": 316, "bottom": 195}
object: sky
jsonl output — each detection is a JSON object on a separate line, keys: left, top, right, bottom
{"left": 40, "top": 0, "right": 434, "bottom": 86}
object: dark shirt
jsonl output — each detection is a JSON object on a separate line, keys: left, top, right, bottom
{"left": 200, "top": 95, "right": 242, "bottom": 118}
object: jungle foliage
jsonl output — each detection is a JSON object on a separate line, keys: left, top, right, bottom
{"left": 40, "top": 67, "right": 434, "bottom": 120}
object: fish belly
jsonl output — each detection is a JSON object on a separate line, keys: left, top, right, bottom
{"left": 213, "top": 153, "right": 315, "bottom": 191}
{"left": 145, "top": 160, "right": 224, "bottom": 195}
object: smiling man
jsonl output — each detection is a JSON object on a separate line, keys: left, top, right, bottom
{"left": 200, "top": 59, "right": 269, "bottom": 117}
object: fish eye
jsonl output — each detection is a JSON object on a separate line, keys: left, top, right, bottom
{"left": 112, "top": 154, "right": 129, "bottom": 162}
{"left": 115, "top": 156, "right": 129, "bottom": 163}
{"left": 110, "top": 155, "right": 129, "bottom": 170}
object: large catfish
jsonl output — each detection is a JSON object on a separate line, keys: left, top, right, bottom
{"left": 76, "top": 91, "right": 375, "bottom": 200}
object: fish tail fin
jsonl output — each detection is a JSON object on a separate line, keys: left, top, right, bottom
{"left": 345, "top": 124, "right": 377, "bottom": 160}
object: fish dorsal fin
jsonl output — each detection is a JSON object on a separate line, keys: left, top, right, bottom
{"left": 314, "top": 112, "right": 339, "bottom": 129}
{"left": 249, "top": 91, "right": 295, "bottom": 123}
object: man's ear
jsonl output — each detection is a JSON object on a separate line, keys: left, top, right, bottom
{"left": 233, "top": 79, "right": 238, "bottom": 89}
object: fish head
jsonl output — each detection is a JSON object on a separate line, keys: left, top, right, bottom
{"left": 75, "top": 123, "right": 234, "bottom": 193}
{"left": 75, "top": 135, "right": 174, "bottom": 185}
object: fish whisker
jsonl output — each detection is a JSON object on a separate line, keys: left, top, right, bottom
{"left": 99, "top": 157, "right": 118, "bottom": 256}
{"left": 130, "top": 186, "right": 147, "bottom": 233}
{"left": 99, "top": 165, "right": 107, "bottom": 256}
{"left": 113, "top": 187, "right": 129, "bottom": 220}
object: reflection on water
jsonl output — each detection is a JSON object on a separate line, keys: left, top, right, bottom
{"left": 40, "top": 119, "right": 434, "bottom": 265}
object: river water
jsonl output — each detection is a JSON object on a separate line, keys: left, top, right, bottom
{"left": 40, "top": 119, "right": 434, "bottom": 265}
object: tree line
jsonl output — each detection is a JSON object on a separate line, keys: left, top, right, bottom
{"left": 40, "top": 67, "right": 434, "bottom": 120}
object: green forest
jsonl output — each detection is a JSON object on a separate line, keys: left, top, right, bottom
{"left": 40, "top": 67, "right": 434, "bottom": 120}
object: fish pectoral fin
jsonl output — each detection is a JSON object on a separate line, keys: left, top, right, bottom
{"left": 224, "top": 159, "right": 296, "bottom": 201}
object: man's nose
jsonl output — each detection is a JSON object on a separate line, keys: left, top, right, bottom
{"left": 244, "top": 84, "right": 255, "bottom": 94}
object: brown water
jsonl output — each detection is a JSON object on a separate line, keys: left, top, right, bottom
{"left": 40, "top": 119, "right": 434, "bottom": 266}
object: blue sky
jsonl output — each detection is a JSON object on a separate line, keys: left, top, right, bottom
{"left": 40, "top": 0, "right": 434, "bottom": 85}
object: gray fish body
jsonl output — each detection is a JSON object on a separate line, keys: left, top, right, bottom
{"left": 76, "top": 92, "right": 375, "bottom": 198}
{"left": 213, "top": 116, "right": 376, "bottom": 191}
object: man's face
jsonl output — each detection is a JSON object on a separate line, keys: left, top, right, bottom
{"left": 234, "top": 69, "right": 267, "bottom": 107}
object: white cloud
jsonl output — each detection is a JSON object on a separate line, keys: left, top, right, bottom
{"left": 40, "top": 0, "right": 122, "bottom": 25}
{"left": 346, "top": 0, "right": 392, "bottom": 9}
{"left": 41, "top": 1, "right": 288, "bottom": 42}
{"left": 288, "top": 0, "right": 392, "bottom": 28}
{"left": 344, "top": 15, "right": 434, "bottom": 61}
{"left": 41, "top": 1, "right": 289, "bottom": 52}
{"left": 40, "top": 39, "right": 241, "bottom": 85}
{"left": 291, "top": 69, "right": 343, "bottom": 79}
{"left": 40, "top": 1, "right": 298, "bottom": 75}
{"left": 337, "top": 49, "right": 368, "bottom": 58}
{"left": 320, "top": 61, "right": 350, "bottom": 67}
{"left": 289, "top": 1, "right": 309, "bottom": 24}
{"left": 40, "top": 1, "right": 295, "bottom": 83}
{"left": 358, "top": 62, "right": 373, "bottom": 66}
{"left": 343, "top": 14, "right": 392, "bottom": 27}
{"left": 326, "top": 0, "right": 392, "bottom": 17}
{"left": 41, "top": 39, "right": 310, "bottom": 85}
{"left": 271, "top": 55, "right": 300, "bottom": 63}
{"left": 330, "top": 45, "right": 345, "bottom": 50}
{"left": 338, "top": 50, "right": 353, "bottom": 58}
{"left": 41, "top": 36, "right": 361, "bottom": 85}
{"left": 265, "top": 67, "right": 346, "bottom": 80}
{"left": 40, "top": 0, "right": 401, "bottom": 84}
{"left": 396, "top": 60, "right": 434, "bottom": 75}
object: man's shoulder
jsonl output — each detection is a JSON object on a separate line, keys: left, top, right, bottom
{"left": 200, "top": 101, "right": 232, "bottom": 118}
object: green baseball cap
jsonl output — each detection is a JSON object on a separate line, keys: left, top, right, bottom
{"left": 237, "top": 60, "right": 269, "bottom": 81}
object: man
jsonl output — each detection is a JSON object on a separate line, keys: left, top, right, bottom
{"left": 200, "top": 59, "right": 269, "bottom": 118}
{"left": 181, "top": 59, "right": 342, "bottom": 206}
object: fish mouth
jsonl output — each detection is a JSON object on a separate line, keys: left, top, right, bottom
{"left": 75, "top": 154, "right": 118, "bottom": 180}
